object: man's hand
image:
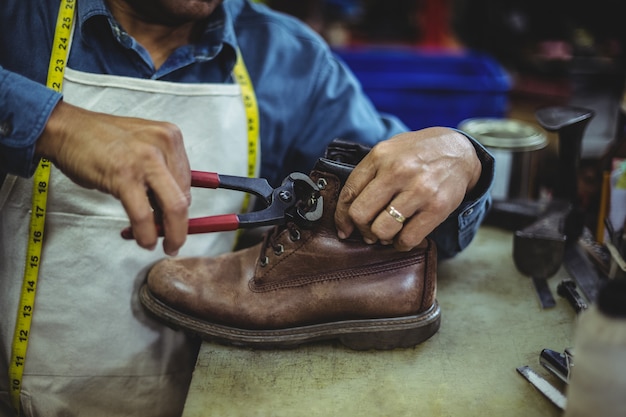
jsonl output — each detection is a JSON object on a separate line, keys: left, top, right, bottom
{"left": 36, "top": 100, "right": 191, "bottom": 255}
{"left": 334, "top": 127, "right": 481, "bottom": 251}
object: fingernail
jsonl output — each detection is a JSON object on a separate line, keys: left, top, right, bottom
{"left": 337, "top": 230, "right": 347, "bottom": 239}
{"left": 364, "top": 237, "right": 376, "bottom": 245}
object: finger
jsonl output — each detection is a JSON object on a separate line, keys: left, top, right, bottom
{"left": 166, "top": 149, "right": 192, "bottom": 207}
{"left": 394, "top": 210, "right": 441, "bottom": 252}
{"left": 119, "top": 186, "right": 158, "bottom": 251}
{"left": 156, "top": 123, "right": 192, "bottom": 208}
{"left": 370, "top": 195, "right": 415, "bottom": 242}
{"left": 335, "top": 163, "right": 376, "bottom": 239}
{"left": 345, "top": 174, "right": 399, "bottom": 244}
{"left": 147, "top": 174, "right": 189, "bottom": 256}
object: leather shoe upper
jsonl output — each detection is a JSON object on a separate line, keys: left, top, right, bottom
{"left": 145, "top": 166, "right": 437, "bottom": 331}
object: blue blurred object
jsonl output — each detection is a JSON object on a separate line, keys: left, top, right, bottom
{"left": 333, "top": 47, "right": 512, "bottom": 130}
{"left": 324, "top": 0, "right": 362, "bottom": 19}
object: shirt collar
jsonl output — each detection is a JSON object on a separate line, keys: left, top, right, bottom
{"left": 75, "top": 0, "right": 238, "bottom": 64}
{"left": 76, "top": 0, "right": 111, "bottom": 31}
{"left": 190, "top": 3, "right": 238, "bottom": 63}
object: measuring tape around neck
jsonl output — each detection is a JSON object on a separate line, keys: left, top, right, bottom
{"left": 8, "top": 0, "right": 75, "bottom": 412}
{"left": 233, "top": 49, "right": 260, "bottom": 213}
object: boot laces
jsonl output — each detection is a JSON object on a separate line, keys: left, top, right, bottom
{"left": 259, "top": 223, "right": 301, "bottom": 267}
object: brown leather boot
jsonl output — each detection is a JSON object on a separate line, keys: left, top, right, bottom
{"left": 141, "top": 158, "right": 440, "bottom": 350}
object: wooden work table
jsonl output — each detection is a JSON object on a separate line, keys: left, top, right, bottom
{"left": 182, "top": 226, "right": 576, "bottom": 417}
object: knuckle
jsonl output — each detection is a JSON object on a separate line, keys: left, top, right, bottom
{"left": 347, "top": 204, "right": 369, "bottom": 225}
{"left": 395, "top": 235, "right": 416, "bottom": 252}
{"left": 370, "top": 140, "right": 392, "bottom": 159}
{"left": 166, "top": 194, "right": 190, "bottom": 216}
{"left": 157, "top": 122, "right": 184, "bottom": 143}
{"left": 139, "top": 142, "right": 167, "bottom": 164}
{"left": 371, "top": 222, "right": 395, "bottom": 240}
{"left": 140, "top": 123, "right": 184, "bottom": 159}
{"left": 338, "top": 183, "right": 359, "bottom": 204}
{"left": 132, "top": 209, "right": 155, "bottom": 228}
{"left": 427, "top": 197, "right": 449, "bottom": 216}
{"left": 412, "top": 180, "right": 438, "bottom": 199}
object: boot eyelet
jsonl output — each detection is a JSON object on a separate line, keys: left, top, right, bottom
{"left": 317, "top": 178, "right": 327, "bottom": 190}
{"left": 260, "top": 256, "right": 269, "bottom": 267}
{"left": 289, "top": 229, "right": 301, "bottom": 242}
{"left": 273, "top": 244, "right": 284, "bottom": 255}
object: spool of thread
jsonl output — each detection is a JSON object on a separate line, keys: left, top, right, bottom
{"left": 564, "top": 279, "right": 626, "bottom": 417}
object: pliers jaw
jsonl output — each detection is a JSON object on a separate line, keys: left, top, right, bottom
{"left": 121, "top": 171, "right": 323, "bottom": 239}
{"left": 282, "top": 172, "right": 324, "bottom": 225}
{"left": 228, "top": 172, "right": 323, "bottom": 230}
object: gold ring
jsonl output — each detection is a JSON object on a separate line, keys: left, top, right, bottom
{"left": 386, "top": 205, "right": 406, "bottom": 224}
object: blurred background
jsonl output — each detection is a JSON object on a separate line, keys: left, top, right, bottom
{"left": 262, "top": 0, "right": 625, "bottom": 140}
{"left": 263, "top": 0, "right": 626, "bottom": 240}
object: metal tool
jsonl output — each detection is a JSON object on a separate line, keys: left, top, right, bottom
{"left": 557, "top": 279, "right": 588, "bottom": 313}
{"left": 533, "top": 106, "right": 608, "bottom": 302}
{"left": 516, "top": 365, "right": 567, "bottom": 410}
{"left": 121, "top": 171, "right": 323, "bottom": 239}
{"left": 512, "top": 106, "right": 596, "bottom": 308}
{"left": 563, "top": 241, "right": 606, "bottom": 303}
{"left": 513, "top": 211, "right": 567, "bottom": 308}
{"left": 540, "top": 348, "right": 574, "bottom": 384}
{"left": 535, "top": 108, "right": 592, "bottom": 201}
{"left": 535, "top": 106, "right": 594, "bottom": 242}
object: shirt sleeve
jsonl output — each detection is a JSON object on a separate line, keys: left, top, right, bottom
{"left": 430, "top": 131, "right": 495, "bottom": 259}
{"left": 0, "top": 66, "right": 62, "bottom": 177}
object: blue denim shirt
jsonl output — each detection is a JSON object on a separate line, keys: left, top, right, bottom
{"left": 0, "top": 0, "right": 493, "bottom": 258}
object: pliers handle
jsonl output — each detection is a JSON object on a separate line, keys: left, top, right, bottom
{"left": 121, "top": 170, "right": 323, "bottom": 239}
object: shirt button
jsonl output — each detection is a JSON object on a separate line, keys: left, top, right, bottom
{"left": 463, "top": 207, "right": 474, "bottom": 217}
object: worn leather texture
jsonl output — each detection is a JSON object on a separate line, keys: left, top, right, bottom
{"left": 145, "top": 163, "right": 437, "bottom": 333}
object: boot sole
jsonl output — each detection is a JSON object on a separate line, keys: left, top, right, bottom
{"left": 139, "top": 284, "right": 441, "bottom": 350}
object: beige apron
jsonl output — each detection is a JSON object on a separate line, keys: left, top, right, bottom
{"left": 0, "top": 65, "right": 256, "bottom": 416}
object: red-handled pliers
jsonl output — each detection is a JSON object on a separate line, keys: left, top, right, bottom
{"left": 121, "top": 171, "right": 323, "bottom": 239}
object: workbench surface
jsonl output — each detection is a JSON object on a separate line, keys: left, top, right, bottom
{"left": 182, "top": 226, "right": 575, "bottom": 417}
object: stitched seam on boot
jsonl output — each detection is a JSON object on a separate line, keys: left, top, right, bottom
{"left": 250, "top": 254, "right": 426, "bottom": 292}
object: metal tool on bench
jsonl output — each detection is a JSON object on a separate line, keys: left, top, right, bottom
{"left": 512, "top": 106, "right": 598, "bottom": 308}
{"left": 513, "top": 210, "right": 567, "bottom": 308}
{"left": 556, "top": 279, "right": 588, "bottom": 313}
{"left": 540, "top": 348, "right": 574, "bottom": 384}
{"left": 516, "top": 348, "right": 573, "bottom": 410}
{"left": 516, "top": 365, "right": 567, "bottom": 410}
{"left": 121, "top": 170, "right": 323, "bottom": 238}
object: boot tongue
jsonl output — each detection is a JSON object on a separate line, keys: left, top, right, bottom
{"left": 323, "top": 138, "right": 371, "bottom": 164}
{"left": 313, "top": 158, "right": 354, "bottom": 186}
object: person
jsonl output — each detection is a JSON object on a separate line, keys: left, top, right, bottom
{"left": 0, "top": 0, "right": 494, "bottom": 416}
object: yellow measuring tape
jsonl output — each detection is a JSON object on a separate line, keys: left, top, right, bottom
{"left": 8, "top": 0, "right": 75, "bottom": 413}
{"left": 8, "top": 1, "right": 259, "bottom": 412}
{"left": 233, "top": 49, "right": 260, "bottom": 212}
